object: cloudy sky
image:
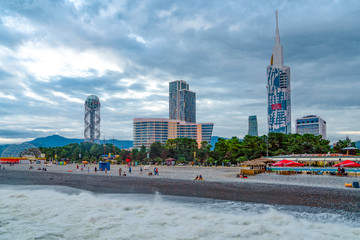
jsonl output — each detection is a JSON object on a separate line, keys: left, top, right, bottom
{"left": 0, "top": 0, "right": 359, "bottom": 144}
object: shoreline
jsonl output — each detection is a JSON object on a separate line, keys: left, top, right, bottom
{"left": 1, "top": 169, "right": 359, "bottom": 213}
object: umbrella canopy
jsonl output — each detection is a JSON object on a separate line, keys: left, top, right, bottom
{"left": 341, "top": 147, "right": 358, "bottom": 150}
{"left": 333, "top": 160, "right": 360, "bottom": 167}
{"left": 272, "top": 159, "right": 292, "bottom": 166}
{"left": 283, "top": 161, "right": 304, "bottom": 167}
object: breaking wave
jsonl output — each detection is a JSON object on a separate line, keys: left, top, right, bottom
{"left": 0, "top": 185, "right": 359, "bottom": 240}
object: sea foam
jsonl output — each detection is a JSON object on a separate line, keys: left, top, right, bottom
{"left": 0, "top": 185, "right": 359, "bottom": 240}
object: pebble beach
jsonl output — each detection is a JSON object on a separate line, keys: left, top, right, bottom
{"left": 1, "top": 163, "right": 360, "bottom": 213}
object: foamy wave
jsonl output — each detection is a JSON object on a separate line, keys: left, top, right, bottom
{"left": 0, "top": 185, "right": 359, "bottom": 240}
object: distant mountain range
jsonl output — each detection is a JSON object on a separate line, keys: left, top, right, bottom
{"left": 27, "top": 135, "right": 134, "bottom": 149}
{"left": 0, "top": 135, "right": 133, "bottom": 156}
{"left": 0, "top": 135, "right": 225, "bottom": 155}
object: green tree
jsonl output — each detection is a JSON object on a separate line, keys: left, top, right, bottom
{"left": 150, "top": 142, "right": 163, "bottom": 159}
{"left": 197, "top": 141, "right": 211, "bottom": 163}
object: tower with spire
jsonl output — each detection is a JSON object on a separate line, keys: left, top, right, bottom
{"left": 267, "top": 11, "right": 291, "bottom": 134}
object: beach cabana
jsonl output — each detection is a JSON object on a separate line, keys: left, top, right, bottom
{"left": 333, "top": 160, "right": 360, "bottom": 167}
{"left": 166, "top": 158, "right": 176, "bottom": 166}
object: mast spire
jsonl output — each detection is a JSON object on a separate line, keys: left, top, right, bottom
{"left": 275, "top": 10, "right": 280, "bottom": 45}
{"left": 276, "top": 10, "right": 279, "bottom": 32}
{"left": 272, "top": 10, "right": 283, "bottom": 67}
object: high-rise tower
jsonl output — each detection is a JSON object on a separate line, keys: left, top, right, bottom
{"left": 169, "top": 80, "right": 196, "bottom": 123}
{"left": 84, "top": 95, "right": 101, "bottom": 143}
{"left": 248, "top": 115, "right": 258, "bottom": 136}
{"left": 267, "top": 11, "right": 291, "bottom": 134}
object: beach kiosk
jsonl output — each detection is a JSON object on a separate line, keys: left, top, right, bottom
{"left": 99, "top": 161, "right": 110, "bottom": 171}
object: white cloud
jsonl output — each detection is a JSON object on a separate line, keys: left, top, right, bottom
{"left": 0, "top": 92, "right": 17, "bottom": 100}
{"left": 1, "top": 15, "right": 35, "bottom": 34}
{"left": 229, "top": 22, "right": 247, "bottom": 32}
{"left": 337, "top": 131, "right": 360, "bottom": 135}
{"left": 66, "top": 0, "right": 86, "bottom": 10}
{"left": 165, "top": 15, "right": 214, "bottom": 33}
{"left": 23, "top": 86, "right": 55, "bottom": 104}
{"left": 0, "top": 137, "right": 34, "bottom": 144}
{"left": 51, "top": 91, "right": 83, "bottom": 104}
{"left": 128, "top": 33, "right": 148, "bottom": 45}
{"left": 158, "top": 7, "right": 178, "bottom": 18}
{"left": 17, "top": 41, "right": 124, "bottom": 81}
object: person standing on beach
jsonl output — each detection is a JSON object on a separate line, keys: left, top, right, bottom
{"left": 129, "top": 166, "right": 132, "bottom": 174}
{"left": 88, "top": 167, "right": 90, "bottom": 173}
{"left": 140, "top": 167, "right": 142, "bottom": 174}
{"left": 95, "top": 167, "right": 97, "bottom": 173}
{"left": 119, "top": 168, "right": 122, "bottom": 176}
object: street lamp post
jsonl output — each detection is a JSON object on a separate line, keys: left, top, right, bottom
{"left": 266, "top": 136, "right": 269, "bottom": 157}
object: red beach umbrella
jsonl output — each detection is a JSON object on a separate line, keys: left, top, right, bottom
{"left": 284, "top": 161, "right": 304, "bottom": 167}
{"left": 272, "top": 159, "right": 293, "bottom": 166}
{"left": 333, "top": 160, "right": 360, "bottom": 167}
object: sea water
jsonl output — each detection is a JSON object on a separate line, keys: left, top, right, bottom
{"left": 0, "top": 185, "right": 359, "bottom": 240}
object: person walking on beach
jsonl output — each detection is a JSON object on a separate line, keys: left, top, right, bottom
{"left": 95, "top": 167, "right": 97, "bottom": 173}
{"left": 88, "top": 167, "right": 90, "bottom": 173}
{"left": 155, "top": 167, "right": 159, "bottom": 176}
{"left": 77, "top": 165, "right": 79, "bottom": 170}
{"left": 140, "top": 167, "right": 142, "bottom": 174}
{"left": 119, "top": 168, "right": 122, "bottom": 176}
{"left": 129, "top": 166, "right": 132, "bottom": 174}
{"left": 154, "top": 167, "right": 156, "bottom": 175}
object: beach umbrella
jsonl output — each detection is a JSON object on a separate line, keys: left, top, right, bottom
{"left": 333, "top": 160, "right": 360, "bottom": 167}
{"left": 283, "top": 161, "right": 304, "bottom": 167}
{"left": 272, "top": 159, "right": 293, "bottom": 166}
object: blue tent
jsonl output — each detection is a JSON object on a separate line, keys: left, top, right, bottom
{"left": 99, "top": 162, "right": 110, "bottom": 171}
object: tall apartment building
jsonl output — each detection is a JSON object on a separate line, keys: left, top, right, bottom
{"left": 133, "top": 118, "right": 214, "bottom": 149}
{"left": 134, "top": 80, "right": 213, "bottom": 148}
{"left": 169, "top": 80, "right": 196, "bottom": 123}
{"left": 296, "top": 115, "right": 326, "bottom": 139}
{"left": 248, "top": 115, "right": 258, "bottom": 136}
{"left": 267, "top": 11, "right": 291, "bottom": 134}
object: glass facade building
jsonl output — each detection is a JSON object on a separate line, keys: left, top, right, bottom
{"left": 248, "top": 115, "right": 258, "bottom": 136}
{"left": 133, "top": 118, "right": 213, "bottom": 149}
{"left": 296, "top": 115, "right": 326, "bottom": 139}
{"left": 267, "top": 11, "right": 291, "bottom": 134}
{"left": 169, "top": 80, "right": 196, "bottom": 123}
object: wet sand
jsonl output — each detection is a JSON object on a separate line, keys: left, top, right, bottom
{"left": 1, "top": 166, "right": 359, "bottom": 213}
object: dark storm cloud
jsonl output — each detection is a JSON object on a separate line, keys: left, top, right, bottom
{"left": 0, "top": 129, "right": 29, "bottom": 138}
{"left": 0, "top": 0, "right": 359, "bottom": 143}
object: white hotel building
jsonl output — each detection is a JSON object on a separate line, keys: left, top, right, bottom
{"left": 296, "top": 115, "right": 327, "bottom": 139}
